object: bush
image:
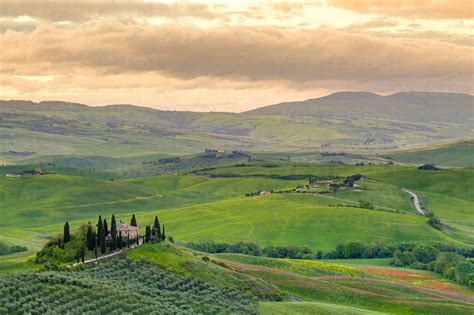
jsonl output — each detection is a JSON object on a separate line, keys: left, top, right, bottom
{"left": 412, "top": 245, "right": 439, "bottom": 264}
{"left": 0, "top": 242, "right": 27, "bottom": 256}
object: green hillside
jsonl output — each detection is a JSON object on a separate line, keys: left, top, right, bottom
{"left": 389, "top": 140, "right": 474, "bottom": 167}
{"left": 0, "top": 163, "right": 471, "bottom": 253}
{"left": 1, "top": 97, "right": 472, "bottom": 161}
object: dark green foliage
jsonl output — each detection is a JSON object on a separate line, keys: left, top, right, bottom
{"left": 455, "top": 261, "right": 474, "bottom": 284}
{"left": 103, "top": 219, "right": 108, "bottom": 237}
{"left": 63, "top": 222, "right": 70, "bottom": 244}
{"left": 412, "top": 245, "right": 439, "bottom": 264}
{"left": 86, "top": 224, "right": 94, "bottom": 251}
{"left": 152, "top": 216, "right": 160, "bottom": 236}
{"left": 99, "top": 223, "right": 106, "bottom": 255}
{"left": 428, "top": 215, "right": 442, "bottom": 230}
{"left": 0, "top": 258, "right": 258, "bottom": 314}
{"left": 111, "top": 215, "right": 117, "bottom": 251}
{"left": 118, "top": 231, "right": 123, "bottom": 250}
{"left": 161, "top": 224, "right": 166, "bottom": 241}
{"left": 418, "top": 164, "right": 440, "bottom": 170}
{"left": 97, "top": 216, "right": 102, "bottom": 249}
{"left": 391, "top": 246, "right": 473, "bottom": 287}
{"left": 145, "top": 225, "right": 151, "bottom": 243}
{"left": 358, "top": 200, "right": 374, "bottom": 210}
{"left": 0, "top": 242, "right": 27, "bottom": 256}
{"left": 130, "top": 214, "right": 137, "bottom": 227}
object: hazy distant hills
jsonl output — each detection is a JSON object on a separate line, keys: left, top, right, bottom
{"left": 246, "top": 92, "right": 474, "bottom": 124}
{"left": 0, "top": 92, "right": 472, "bottom": 158}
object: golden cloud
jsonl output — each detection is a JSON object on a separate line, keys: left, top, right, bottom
{"left": 0, "top": 1, "right": 215, "bottom": 22}
{"left": 2, "top": 22, "right": 472, "bottom": 83}
{"left": 329, "top": 0, "right": 473, "bottom": 20}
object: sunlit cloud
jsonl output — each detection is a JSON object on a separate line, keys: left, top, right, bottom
{"left": 0, "top": 0, "right": 472, "bottom": 111}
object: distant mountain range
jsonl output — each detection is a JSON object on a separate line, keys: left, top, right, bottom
{"left": 245, "top": 91, "right": 474, "bottom": 124}
{"left": 0, "top": 92, "right": 472, "bottom": 158}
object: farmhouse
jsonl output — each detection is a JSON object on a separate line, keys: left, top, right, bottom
{"left": 116, "top": 223, "right": 139, "bottom": 238}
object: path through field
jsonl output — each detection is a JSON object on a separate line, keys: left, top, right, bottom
{"left": 402, "top": 189, "right": 426, "bottom": 215}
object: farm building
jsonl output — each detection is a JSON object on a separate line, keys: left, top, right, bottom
{"left": 116, "top": 223, "right": 139, "bottom": 238}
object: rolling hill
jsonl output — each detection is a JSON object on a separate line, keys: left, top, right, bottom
{"left": 245, "top": 91, "right": 474, "bottom": 124}
{"left": 1, "top": 91, "right": 472, "bottom": 160}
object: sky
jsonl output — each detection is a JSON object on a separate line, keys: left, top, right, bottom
{"left": 0, "top": 0, "right": 473, "bottom": 112}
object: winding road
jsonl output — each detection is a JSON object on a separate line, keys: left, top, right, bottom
{"left": 402, "top": 189, "right": 426, "bottom": 215}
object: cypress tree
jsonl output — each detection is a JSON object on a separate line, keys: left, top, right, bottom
{"left": 63, "top": 221, "right": 70, "bottom": 243}
{"left": 86, "top": 224, "right": 94, "bottom": 251}
{"left": 152, "top": 216, "right": 160, "bottom": 236}
{"left": 118, "top": 231, "right": 123, "bottom": 249}
{"left": 111, "top": 214, "right": 117, "bottom": 251}
{"left": 145, "top": 225, "right": 151, "bottom": 243}
{"left": 103, "top": 218, "right": 108, "bottom": 237}
{"left": 161, "top": 224, "right": 166, "bottom": 241}
{"left": 100, "top": 224, "right": 106, "bottom": 255}
{"left": 130, "top": 214, "right": 137, "bottom": 227}
{"left": 127, "top": 234, "right": 130, "bottom": 248}
{"left": 97, "top": 215, "right": 103, "bottom": 249}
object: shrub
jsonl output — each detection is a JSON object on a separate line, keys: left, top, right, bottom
{"left": 412, "top": 245, "right": 439, "bottom": 264}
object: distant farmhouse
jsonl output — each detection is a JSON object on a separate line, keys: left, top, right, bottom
{"left": 6, "top": 168, "right": 42, "bottom": 177}
{"left": 116, "top": 222, "right": 139, "bottom": 239}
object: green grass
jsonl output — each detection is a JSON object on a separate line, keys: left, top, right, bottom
{"left": 259, "top": 301, "right": 385, "bottom": 315}
{"left": 138, "top": 194, "right": 458, "bottom": 251}
{"left": 390, "top": 140, "right": 474, "bottom": 167}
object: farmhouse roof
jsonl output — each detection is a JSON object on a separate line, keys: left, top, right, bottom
{"left": 116, "top": 223, "right": 139, "bottom": 231}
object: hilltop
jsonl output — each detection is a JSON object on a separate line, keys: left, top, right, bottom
{"left": 245, "top": 91, "right": 474, "bottom": 124}
{"left": 1, "top": 91, "right": 473, "bottom": 159}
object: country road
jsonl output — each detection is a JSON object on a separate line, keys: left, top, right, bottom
{"left": 402, "top": 189, "right": 426, "bottom": 215}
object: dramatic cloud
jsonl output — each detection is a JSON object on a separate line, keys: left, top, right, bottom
{"left": 1, "top": 1, "right": 472, "bottom": 111}
{"left": 329, "top": 0, "right": 473, "bottom": 20}
{"left": 2, "top": 22, "right": 472, "bottom": 83}
{"left": 0, "top": 1, "right": 215, "bottom": 22}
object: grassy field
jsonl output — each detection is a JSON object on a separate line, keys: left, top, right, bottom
{"left": 216, "top": 252, "right": 474, "bottom": 314}
{"left": 0, "top": 162, "right": 471, "bottom": 257}
{"left": 389, "top": 140, "right": 474, "bottom": 167}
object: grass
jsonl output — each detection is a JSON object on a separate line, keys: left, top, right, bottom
{"left": 259, "top": 301, "right": 385, "bottom": 315}
{"left": 390, "top": 140, "right": 474, "bottom": 167}
{"left": 138, "top": 194, "right": 458, "bottom": 251}
{"left": 217, "top": 253, "right": 474, "bottom": 314}
{"left": 0, "top": 163, "right": 470, "bottom": 260}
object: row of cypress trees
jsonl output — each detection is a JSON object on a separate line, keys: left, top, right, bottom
{"left": 85, "top": 214, "right": 137, "bottom": 257}
{"left": 62, "top": 214, "right": 167, "bottom": 260}
{"left": 144, "top": 215, "right": 166, "bottom": 243}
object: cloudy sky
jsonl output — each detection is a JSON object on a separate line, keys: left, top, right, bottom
{"left": 1, "top": 0, "right": 473, "bottom": 112}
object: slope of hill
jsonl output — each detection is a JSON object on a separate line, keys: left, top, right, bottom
{"left": 245, "top": 91, "right": 474, "bottom": 124}
{"left": 1, "top": 92, "right": 473, "bottom": 158}
{"left": 389, "top": 140, "right": 474, "bottom": 167}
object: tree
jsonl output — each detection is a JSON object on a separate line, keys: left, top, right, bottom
{"left": 161, "top": 224, "right": 166, "bottom": 241}
{"left": 127, "top": 234, "right": 130, "bottom": 248}
{"left": 455, "top": 261, "right": 474, "bottom": 284}
{"left": 86, "top": 223, "right": 94, "bottom": 251}
{"left": 111, "top": 214, "right": 117, "bottom": 251}
{"left": 118, "top": 231, "right": 123, "bottom": 250}
{"left": 63, "top": 222, "right": 71, "bottom": 243}
{"left": 152, "top": 216, "right": 160, "bottom": 236}
{"left": 412, "top": 245, "right": 439, "bottom": 264}
{"left": 97, "top": 217, "right": 106, "bottom": 255}
{"left": 103, "top": 218, "right": 108, "bottom": 237}
{"left": 145, "top": 225, "right": 151, "bottom": 243}
{"left": 428, "top": 216, "right": 442, "bottom": 230}
{"left": 130, "top": 214, "right": 137, "bottom": 227}
{"left": 97, "top": 215, "right": 103, "bottom": 249}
